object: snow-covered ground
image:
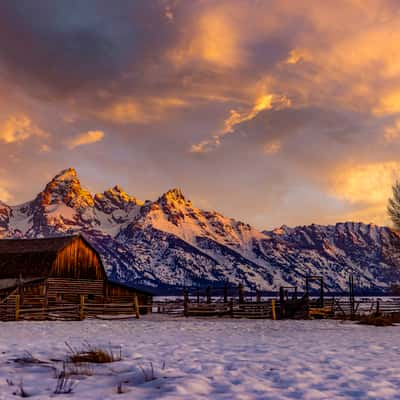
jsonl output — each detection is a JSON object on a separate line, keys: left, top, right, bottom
{"left": 0, "top": 316, "right": 399, "bottom": 399}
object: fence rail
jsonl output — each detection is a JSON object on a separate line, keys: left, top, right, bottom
{"left": 152, "top": 297, "right": 400, "bottom": 320}
{"left": 0, "top": 294, "right": 142, "bottom": 321}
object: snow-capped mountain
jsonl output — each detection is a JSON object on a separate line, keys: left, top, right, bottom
{"left": 1, "top": 167, "right": 400, "bottom": 293}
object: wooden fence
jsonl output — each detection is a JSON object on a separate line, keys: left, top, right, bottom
{"left": 153, "top": 297, "right": 400, "bottom": 320}
{"left": 0, "top": 294, "right": 142, "bottom": 321}
{"left": 153, "top": 299, "right": 277, "bottom": 319}
{"left": 333, "top": 298, "right": 400, "bottom": 318}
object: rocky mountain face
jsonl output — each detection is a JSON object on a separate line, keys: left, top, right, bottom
{"left": 1, "top": 167, "right": 400, "bottom": 293}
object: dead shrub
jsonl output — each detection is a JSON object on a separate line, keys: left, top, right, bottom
{"left": 65, "top": 342, "right": 122, "bottom": 364}
{"left": 54, "top": 361, "right": 93, "bottom": 378}
{"left": 54, "top": 364, "right": 77, "bottom": 395}
{"left": 116, "top": 381, "right": 129, "bottom": 394}
{"left": 13, "top": 380, "right": 30, "bottom": 398}
{"left": 139, "top": 361, "right": 156, "bottom": 382}
{"left": 358, "top": 314, "right": 394, "bottom": 326}
{"left": 13, "top": 351, "right": 47, "bottom": 366}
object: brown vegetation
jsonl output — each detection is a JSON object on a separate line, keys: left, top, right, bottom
{"left": 66, "top": 342, "right": 122, "bottom": 364}
{"left": 357, "top": 314, "right": 394, "bottom": 326}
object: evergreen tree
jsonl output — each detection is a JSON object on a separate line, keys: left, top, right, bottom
{"left": 388, "top": 181, "right": 400, "bottom": 230}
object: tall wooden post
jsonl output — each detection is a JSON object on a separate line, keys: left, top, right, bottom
{"left": 271, "top": 299, "right": 277, "bottom": 320}
{"left": 80, "top": 295, "right": 85, "bottom": 320}
{"left": 320, "top": 277, "right": 324, "bottom": 307}
{"left": 238, "top": 283, "right": 244, "bottom": 304}
{"left": 349, "top": 275, "right": 355, "bottom": 319}
{"left": 43, "top": 281, "right": 48, "bottom": 308}
{"left": 305, "top": 277, "right": 310, "bottom": 298}
{"left": 15, "top": 294, "right": 20, "bottom": 321}
{"left": 196, "top": 287, "right": 200, "bottom": 304}
{"left": 256, "top": 288, "right": 261, "bottom": 303}
{"left": 183, "top": 288, "right": 189, "bottom": 317}
{"left": 279, "top": 287, "right": 285, "bottom": 318}
{"left": 223, "top": 283, "right": 228, "bottom": 304}
{"left": 206, "top": 286, "right": 211, "bottom": 304}
{"left": 133, "top": 293, "right": 140, "bottom": 319}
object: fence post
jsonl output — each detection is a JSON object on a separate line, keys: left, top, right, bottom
{"left": 271, "top": 299, "right": 277, "bottom": 320}
{"left": 279, "top": 287, "right": 285, "bottom": 318}
{"left": 43, "top": 281, "right": 48, "bottom": 308}
{"left": 206, "top": 286, "right": 211, "bottom": 304}
{"left": 256, "top": 289, "right": 261, "bottom": 303}
{"left": 238, "top": 283, "right": 244, "bottom": 304}
{"left": 183, "top": 288, "right": 189, "bottom": 317}
{"left": 133, "top": 293, "right": 140, "bottom": 319}
{"left": 80, "top": 295, "right": 85, "bottom": 320}
{"left": 376, "top": 300, "right": 380, "bottom": 315}
{"left": 15, "top": 294, "right": 20, "bottom": 321}
{"left": 320, "top": 277, "right": 324, "bottom": 307}
{"left": 349, "top": 275, "right": 355, "bottom": 320}
{"left": 229, "top": 298, "right": 234, "bottom": 317}
{"left": 224, "top": 283, "right": 228, "bottom": 304}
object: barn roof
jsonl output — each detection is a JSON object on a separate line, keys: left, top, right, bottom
{"left": 0, "top": 235, "right": 83, "bottom": 279}
{"left": 0, "top": 236, "right": 78, "bottom": 254}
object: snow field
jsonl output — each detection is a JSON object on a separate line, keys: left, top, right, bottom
{"left": 0, "top": 316, "right": 399, "bottom": 399}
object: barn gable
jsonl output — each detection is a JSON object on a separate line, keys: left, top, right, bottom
{"left": 0, "top": 235, "right": 105, "bottom": 281}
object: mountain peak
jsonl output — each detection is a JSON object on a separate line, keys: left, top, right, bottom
{"left": 106, "top": 185, "right": 142, "bottom": 204}
{"left": 52, "top": 167, "right": 78, "bottom": 182}
{"left": 94, "top": 185, "right": 143, "bottom": 213}
{"left": 40, "top": 167, "right": 94, "bottom": 208}
{"left": 159, "top": 188, "right": 187, "bottom": 203}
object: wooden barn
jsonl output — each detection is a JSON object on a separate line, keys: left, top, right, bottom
{"left": 0, "top": 235, "right": 152, "bottom": 320}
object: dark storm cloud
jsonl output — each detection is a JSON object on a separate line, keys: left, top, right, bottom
{"left": 0, "top": 1, "right": 180, "bottom": 98}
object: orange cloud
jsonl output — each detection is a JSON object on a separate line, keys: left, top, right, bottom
{"left": 263, "top": 139, "right": 282, "bottom": 154}
{"left": 169, "top": 10, "right": 241, "bottom": 68}
{"left": 331, "top": 161, "right": 400, "bottom": 204}
{"left": 97, "top": 100, "right": 145, "bottom": 124}
{"left": 191, "top": 94, "right": 290, "bottom": 153}
{"left": 96, "top": 97, "right": 187, "bottom": 125}
{"left": 383, "top": 119, "right": 400, "bottom": 142}
{"left": 328, "top": 161, "right": 400, "bottom": 224}
{"left": 0, "top": 185, "right": 12, "bottom": 202}
{"left": 0, "top": 115, "right": 47, "bottom": 144}
{"left": 67, "top": 130, "right": 105, "bottom": 149}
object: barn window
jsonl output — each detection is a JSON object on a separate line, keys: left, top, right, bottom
{"left": 88, "top": 294, "right": 95, "bottom": 300}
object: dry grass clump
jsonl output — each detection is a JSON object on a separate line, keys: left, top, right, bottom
{"left": 358, "top": 314, "right": 394, "bottom": 326}
{"left": 13, "top": 351, "right": 47, "bottom": 366}
{"left": 66, "top": 342, "right": 122, "bottom": 364}
{"left": 139, "top": 361, "right": 156, "bottom": 382}
{"left": 54, "top": 371, "right": 77, "bottom": 395}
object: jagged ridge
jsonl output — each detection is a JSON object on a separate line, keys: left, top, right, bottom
{"left": 1, "top": 168, "right": 400, "bottom": 292}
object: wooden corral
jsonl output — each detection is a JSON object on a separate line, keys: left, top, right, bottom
{"left": 154, "top": 282, "right": 400, "bottom": 321}
{"left": 0, "top": 235, "right": 152, "bottom": 321}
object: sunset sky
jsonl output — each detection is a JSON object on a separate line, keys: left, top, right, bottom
{"left": 0, "top": 0, "right": 400, "bottom": 229}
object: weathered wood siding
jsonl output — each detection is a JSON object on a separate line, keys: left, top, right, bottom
{"left": 106, "top": 281, "right": 152, "bottom": 307}
{"left": 50, "top": 237, "right": 104, "bottom": 280}
{"left": 47, "top": 278, "right": 104, "bottom": 304}
{"left": 0, "top": 280, "right": 44, "bottom": 303}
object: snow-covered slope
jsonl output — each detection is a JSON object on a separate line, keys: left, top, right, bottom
{"left": 1, "top": 168, "right": 400, "bottom": 292}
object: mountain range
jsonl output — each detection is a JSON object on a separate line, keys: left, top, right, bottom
{"left": 0, "top": 167, "right": 400, "bottom": 294}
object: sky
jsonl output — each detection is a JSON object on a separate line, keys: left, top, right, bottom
{"left": 0, "top": 0, "right": 400, "bottom": 229}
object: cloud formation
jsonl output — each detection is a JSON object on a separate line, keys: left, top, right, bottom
{"left": 0, "top": 1, "right": 399, "bottom": 228}
{"left": 0, "top": 115, "right": 47, "bottom": 144}
{"left": 67, "top": 130, "right": 105, "bottom": 149}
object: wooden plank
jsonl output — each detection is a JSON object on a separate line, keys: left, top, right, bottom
{"left": 271, "top": 299, "right": 277, "bottom": 320}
